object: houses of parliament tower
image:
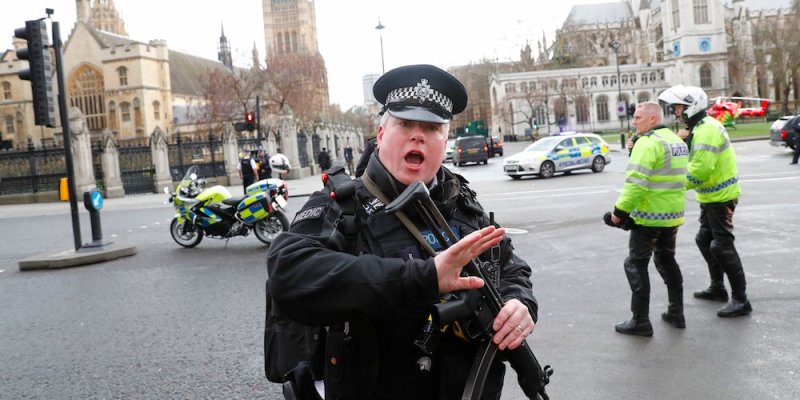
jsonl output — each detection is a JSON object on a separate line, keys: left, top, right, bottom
{"left": 261, "top": 0, "right": 330, "bottom": 120}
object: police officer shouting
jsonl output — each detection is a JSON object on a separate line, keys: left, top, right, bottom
{"left": 659, "top": 85, "right": 752, "bottom": 317}
{"left": 609, "top": 102, "right": 689, "bottom": 336}
{"left": 267, "top": 64, "right": 538, "bottom": 399}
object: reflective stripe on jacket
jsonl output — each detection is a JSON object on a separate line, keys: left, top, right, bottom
{"left": 686, "top": 116, "right": 741, "bottom": 203}
{"left": 615, "top": 127, "right": 688, "bottom": 227}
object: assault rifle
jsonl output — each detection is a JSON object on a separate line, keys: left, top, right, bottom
{"left": 385, "top": 181, "right": 553, "bottom": 400}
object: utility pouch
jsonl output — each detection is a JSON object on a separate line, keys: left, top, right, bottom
{"left": 323, "top": 318, "right": 378, "bottom": 399}
{"left": 264, "top": 284, "right": 319, "bottom": 383}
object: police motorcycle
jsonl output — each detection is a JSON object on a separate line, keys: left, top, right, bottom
{"left": 164, "top": 165, "right": 290, "bottom": 248}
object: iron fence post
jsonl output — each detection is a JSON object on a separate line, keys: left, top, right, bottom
{"left": 209, "top": 129, "right": 216, "bottom": 176}
{"left": 27, "top": 137, "right": 38, "bottom": 193}
{"left": 177, "top": 133, "right": 185, "bottom": 177}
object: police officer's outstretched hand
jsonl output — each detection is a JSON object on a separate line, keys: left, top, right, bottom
{"left": 433, "top": 226, "right": 504, "bottom": 294}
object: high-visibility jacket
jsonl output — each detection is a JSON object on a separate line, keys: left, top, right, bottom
{"left": 615, "top": 126, "right": 689, "bottom": 227}
{"left": 685, "top": 116, "right": 741, "bottom": 203}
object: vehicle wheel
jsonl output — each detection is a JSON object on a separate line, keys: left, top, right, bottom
{"left": 253, "top": 210, "right": 289, "bottom": 245}
{"left": 457, "top": 162, "right": 463, "bottom": 167}
{"left": 483, "top": 159, "right": 488, "bottom": 165}
{"left": 591, "top": 156, "right": 606, "bottom": 173}
{"left": 170, "top": 217, "right": 203, "bottom": 248}
{"left": 539, "top": 161, "right": 555, "bottom": 179}
{"left": 510, "top": 175, "right": 522, "bottom": 180}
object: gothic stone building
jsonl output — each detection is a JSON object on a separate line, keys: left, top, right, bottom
{"left": 490, "top": 0, "right": 796, "bottom": 138}
{"left": 0, "top": 0, "right": 235, "bottom": 149}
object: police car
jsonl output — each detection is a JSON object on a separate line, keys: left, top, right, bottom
{"left": 503, "top": 133, "right": 611, "bottom": 179}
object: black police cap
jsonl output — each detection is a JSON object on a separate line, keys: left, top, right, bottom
{"left": 373, "top": 64, "right": 467, "bottom": 124}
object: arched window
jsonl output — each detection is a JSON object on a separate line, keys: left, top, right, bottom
{"left": 641, "top": 73, "right": 648, "bottom": 84}
{"left": 153, "top": 101, "right": 161, "bottom": 120}
{"left": 117, "top": 66, "right": 128, "bottom": 86}
{"left": 133, "top": 97, "right": 143, "bottom": 132}
{"left": 277, "top": 33, "right": 283, "bottom": 54}
{"left": 108, "top": 101, "right": 118, "bottom": 131}
{"left": 610, "top": 75, "right": 617, "bottom": 87}
{"left": 601, "top": 76, "right": 609, "bottom": 87}
{"left": 671, "top": 0, "right": 681, "bottom": 29}
{"left": 575, "top": 96, "right": 590, "bottom": 124}
{"left": 520, "top": 82, "right": 528, "bottom": 93}
{"left": 529, "top": 81, "right": 537, "bottom": 91}
{"left": 637, "top": 92, "right": 651, "bottom": 103}
{"left": 120, "top": 102, "right": 131, "bottom": 122}
{"left": 2, "top": 81, "right": 10, "bottom": 100}
{"left": 630, "top": 74, "right": 637, "bottom": 84}
{"left": 700, "top": 64, "right": 712, "bottom": 88}
{"left": 292, "top": 31, "right": 298, "bottom": 52}
{"left": 590, "top": 77, "right": 597, "bottom": 87}
{"left": 4, "top": 115, "right": 15, "bottom": 134}
{"left": 581, "top": 78, "right": 588, "bottom": 89}
{"left": 621, "top": 75, "right": 629, "bottom": 85}
{"left": 68, "top": 64, "right": 106, "bottom": 131}
{"left": 693, "top": 0, "right": 709, "bottom": 24}
{"left": 596, "top": 95, "right": 609, "bottom": 122}
{"left": 649, "top": 72, "right": 657, "bottom": 83}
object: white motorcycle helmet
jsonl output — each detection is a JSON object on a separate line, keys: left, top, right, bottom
{"left": 269, "top": 153, "right": 291, "bottom": 175}
{"left": 657, "top": 85, "right": 708, "bottom": 120}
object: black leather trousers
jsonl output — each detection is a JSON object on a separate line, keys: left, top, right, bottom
{"left": 624, "top": 226, "right": 684, "bottom": 317}
{"left": 696, "top": 199, "right": 748, "bottom": 301}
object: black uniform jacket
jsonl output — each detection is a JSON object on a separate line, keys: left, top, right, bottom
{"left": 267, "top": 153, "right": 538, "bottom": 399}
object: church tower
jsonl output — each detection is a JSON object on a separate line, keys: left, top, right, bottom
{"left": 218, "top": 23, "right": 234, "bottom": 71}
{"left": 661, "top": 0, "right": 729, "bottom": 97}
{"left": 261, "top": 0, "right": 329, "bottom": 122}
{"left": 87, "top": 0, "right": 128, "bottom": 36}
{"left": 262, "top": 0, "right": 320, "bottom": 62}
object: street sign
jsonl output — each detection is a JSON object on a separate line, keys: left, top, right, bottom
{"left": 617, "top": 101, "right": 627, "bottom": 117}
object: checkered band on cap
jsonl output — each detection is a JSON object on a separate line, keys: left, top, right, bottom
{"left": 385, "top": 79, "right": 453, "bottom": 114}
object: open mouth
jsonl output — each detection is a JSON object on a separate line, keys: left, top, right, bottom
{"left": 404, "top": 150, "right": 425, "bottom": 166}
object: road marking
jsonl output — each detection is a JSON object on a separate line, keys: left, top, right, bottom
{"left": 0, "top": 269, "right": 5, "bottom": 274}
{"left": 479, "top": 185, "right": 614, "bottom": 198}
{"left": 741, "top": 176, "right": 800, "bottom": 183}
{"left": 111, "top": 234, "right": 118, "bottom": 238}
{"left": 490, "top": 189, "right": 615, "bottom": 202}
{"left": 504, "top": 228, "right": 528, "bottom": 235}
{"left": 140, "top": 226, "right": 148, "bottom": 229}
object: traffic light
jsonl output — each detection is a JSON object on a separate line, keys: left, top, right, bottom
{"left": 15, "top": 20, "right": 55, "bottom": 127}
{"left": 245, "top": 112, "right": 255, "bottom": 132}
{"left": 627, "top": 103, "right": 636, "bottom": 118}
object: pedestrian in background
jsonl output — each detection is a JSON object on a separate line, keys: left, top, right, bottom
{"left": 238, "top": 151, "right": 259, "bottom": 195}
{"left": 608, "top": 101, "right": 689, "bottom": 336}
{"left": 343, "top": 143, "right": 355, "bottom": 176}
{"left": 659, "top": 85, "right": 752, "bottom": 318}
{"left": 317, "top": 147, "right": 331, "bottom": 171}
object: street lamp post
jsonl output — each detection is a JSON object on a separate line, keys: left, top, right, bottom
{"left": 375, "top": 19, "right": 385, "bottom": 74}
{"left": 609, "top": 39, "right": 625, "bottom": 150}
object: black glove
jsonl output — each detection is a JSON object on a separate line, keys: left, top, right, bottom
{"left": 603, "top": 209, "right": 636, "bottom": 231}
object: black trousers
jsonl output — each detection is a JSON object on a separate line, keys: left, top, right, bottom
{"left": 792, "top": 135, "right": 800, "bottom": 163}
{"left": 696, "top": 199, "right": 747, "bottom": 301}
{"left": 624, "top": 226, "right": 683, "bottom": 317}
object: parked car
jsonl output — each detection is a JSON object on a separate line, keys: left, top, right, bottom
{"left": 488, "top": 136, "right": 504, "bottom": 157}
{"left": 452, "top": 135, "right": 488, "bottom": 166}
{"left": 503, "top": 133, "right": 611, "bottom": 179}
{"left": 770, "top": 115, "right": 799, "bottom": 149}
{"left": 444, "top": 138, "right": 456, "bottom": 162}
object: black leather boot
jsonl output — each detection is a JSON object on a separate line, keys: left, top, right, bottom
{"left": 615, "top": 315, "right": 653, "bottom": 337}
{"left": 660, "top": 312, "right": 686, "bottom": 328}
{"left": 717, "top": 298, "right": 752, "bottom": 318}
{"left": 693, "top": 282, "right": 728, "bottom": 302}
{"left": 662, "top": 286, "right": 685, "bottom": 328}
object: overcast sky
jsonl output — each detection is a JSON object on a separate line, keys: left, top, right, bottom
{"left": 2, "top": 0, "right": 615, "bottom": 109}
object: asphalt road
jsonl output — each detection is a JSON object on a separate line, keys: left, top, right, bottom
{"left": 1, "top": 140, "right": 798, "bottom": 399}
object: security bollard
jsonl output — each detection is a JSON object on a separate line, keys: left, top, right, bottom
{"left": 83, "top": 189, "right": 106, "bottom": 247}
{"left": 620, "top": 133, "right": 626, "bottom": 151}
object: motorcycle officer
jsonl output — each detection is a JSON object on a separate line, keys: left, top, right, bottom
{"left": 658, "top": 85, "right": 752, "bottom": 317}
{"left": 266, "top": 64, "right": 538, "bottom": 399}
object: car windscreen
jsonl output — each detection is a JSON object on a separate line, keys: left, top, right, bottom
{"left": 458, "top": 137, "right": 485, "bottom": 149}
{"left": 525, "top": 137, "right": 561, "bottom": 152}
